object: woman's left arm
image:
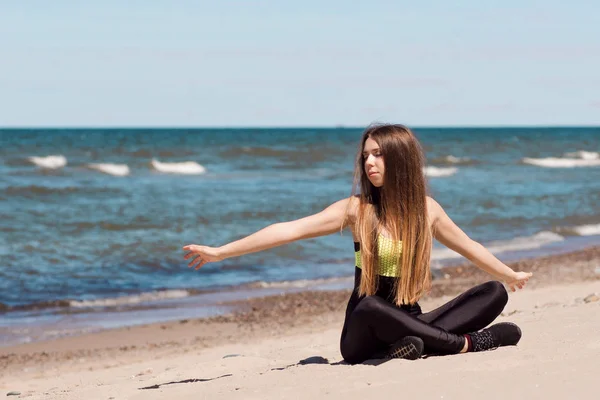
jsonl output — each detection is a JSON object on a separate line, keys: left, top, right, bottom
{"left": 427, "top": 197, "right": 532, "bottom": 292}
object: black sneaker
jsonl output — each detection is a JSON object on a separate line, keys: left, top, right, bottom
{"left": 388, "top": 336, "right": 424, "bottom": 360}
{"left": 468, "top": 322, "right": 522, "bottom": 352}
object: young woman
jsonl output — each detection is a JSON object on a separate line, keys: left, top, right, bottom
{"left": 183, "top": 124, "right": 533, "bottom": 364}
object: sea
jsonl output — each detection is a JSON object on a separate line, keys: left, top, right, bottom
{"left": 1, "top": 127, "right": 599, "bottom": 345}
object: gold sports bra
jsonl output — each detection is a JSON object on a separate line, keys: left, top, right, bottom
{"left": 354, "top": 234, "right": 402, "bottom": 277}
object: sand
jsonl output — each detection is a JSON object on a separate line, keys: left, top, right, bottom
{"left": 1, "top": 246, "right": 600, "bottom": 399}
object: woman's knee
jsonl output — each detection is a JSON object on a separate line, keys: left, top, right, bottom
{"left": 482, "top": 280, "right": 508, "bottom": 307}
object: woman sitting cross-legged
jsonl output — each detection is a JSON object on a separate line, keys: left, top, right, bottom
{"left": 183, "top": 124, "right": 532, "bottom": 364}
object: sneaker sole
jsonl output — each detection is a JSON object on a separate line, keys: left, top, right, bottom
{"left": 388, "top": 336, "right": 424, "bottom": 360}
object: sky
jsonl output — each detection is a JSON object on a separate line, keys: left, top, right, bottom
{"left": 1, "top": 1, "right": 599, "bottom": 127}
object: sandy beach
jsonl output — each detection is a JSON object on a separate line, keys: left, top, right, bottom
{"left": 2, "top": 246, "right": 600, "bottom": 399}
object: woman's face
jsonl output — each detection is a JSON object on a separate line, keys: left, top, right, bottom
{"left": 362, "top": 137, "right": 384, "bottom": 187}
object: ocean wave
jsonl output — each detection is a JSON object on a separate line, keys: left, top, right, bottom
{"left": 221, "top": 146, "right": 295, "bottom": 158}
{"left": 432, "top": 231, "right": 564, "bottom": 261}
{"left": 247, "top": 276, "right": 353, "bottom": 290}
{"left": 423, "top": 166, "right": 458, "bottom": 177}
{"left": 523, "top": 150, "right": 600, "bottom": 168}
{"left": 87, "top": 163, "right": 130, "bottom": 176}
{"left": 151, "top": 159, "right": 206, "bottom": 175}
{"left": 0, "top": 290, "right": 192, "bottom": 313}
{"left": 522, "top": 157, "right": 600, "bottom": 168}
{"left": 69, "top": 289, "right": 191, "bottom": 308}
{"left": 63, "top": 219, "right": 166, "bottom": 233}
{"left": 28, "top": 155, "right": 67, "bottom": 169}
{"left": 564, "top": 151, "right": 599, "bottom": 160}
{"left": 555, "top": 223, "right": 600, "bottom": 237}
{"left": 120, "top": 149, "right": 195, "bottom": 158}
{"left": 0, "top": 299, "right": 72, "bottom": 312}
{"left": 430, "top": 155, "right": 476, "bottom": 166}
{"left": 5, "top": 185, "right": 121, "bottom": 197}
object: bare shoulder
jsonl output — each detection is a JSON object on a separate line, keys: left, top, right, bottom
{"left": 426, "top": 196, "right": 443, "bottom": 225}
{"left": 426, "top": 196, "right": 441, "bottom": 209}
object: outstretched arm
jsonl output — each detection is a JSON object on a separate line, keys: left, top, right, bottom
{"left": 183, "top": 197, "right": 353, "bottom": 270}
{"left": 427, "top": 197, "right": 532, "bottom": 291}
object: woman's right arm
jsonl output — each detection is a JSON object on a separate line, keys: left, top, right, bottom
{"left": 183, "top": 197, "right": 354, "bottom": 270}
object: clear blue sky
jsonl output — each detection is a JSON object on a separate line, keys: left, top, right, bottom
{"left": 1, "top": 1, "right": 599, "bottom": 127}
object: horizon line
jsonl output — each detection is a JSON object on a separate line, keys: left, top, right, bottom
{"left": 1, "top": 124, "right": 599, "bottom": 130}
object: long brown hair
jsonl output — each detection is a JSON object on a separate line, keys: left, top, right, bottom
{"left": 352, "top": 124, "right": 432, "bottom": 305}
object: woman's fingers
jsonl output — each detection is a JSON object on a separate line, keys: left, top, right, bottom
{"left": 513, "top": 279, "right": 527, "bottom": 291}
{"left": 508, "top": 280, "right": 528, "bottom": 292}
{"left": 182, "top": 244, "right": 217, "bottom": 270}
{"left": 182, "top": 244, "right": 201, "bottom": 252}
{"left": 195, "top": 260, "right": 207, "bottom": 270}
{"left": 188, "top": 255, "right": 203, "bottom": 268}
{"left": 507, "top": 271, "right": 532, "bottom": 291}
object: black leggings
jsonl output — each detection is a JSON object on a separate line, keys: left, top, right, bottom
{"left": 340, "top": 280, "right": 508, "bottom": 364}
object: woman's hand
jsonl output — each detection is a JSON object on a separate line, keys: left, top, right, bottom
{"left": 504, "top": 271, "right": 533, "bottom": 292}
{"left": 182, "top": 245, "right": 224, "bottom": 270}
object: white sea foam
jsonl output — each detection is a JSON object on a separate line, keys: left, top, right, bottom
{"left": 564, "top": 151, "right": 600, "bottom": 160}
{"left": 444, "top": 155, "right": 471, "bottom": 164}
{"left": 558, "top": 223, "right": 600, "bottom": 236}
{"left": 423, "top": 166, "right": 458, "bottom": 177}
{"left": 571, "top": 224, "right": 600, "bottom": 236}
{"left": 28, "top": 155, "right": 67, "bottom": 169}
{"left": 249, "top": 276, "right": 353, "bottom": 289}
{"left": 523, "top": 150, "right": 600, "bottom": 168}
{"left": 431, "top": 231, "right": 564, "bottom": 261}
{"left": 486, "top": 231, "right": 564, "bottom": 253}
{"left": 69, "top": 289, "right": 190, "bottom": 308}
{"left": 522, "top": 157, "right": 600, "bottom": 168}
{"left": 87, "top": 163, "right": 130, "bottom": 177}
{"left": 151, "top": 159, "right": 206, "bottom": 175}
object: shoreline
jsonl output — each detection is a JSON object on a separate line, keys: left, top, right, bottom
{"left": 2, "top": 235, "right": 599, "bottom": 346}
{"left": 3, "top": 233, "right": 598, "bottom": 315}
{"left": 2, "top": 245, "right": 599, "bottom": 379}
